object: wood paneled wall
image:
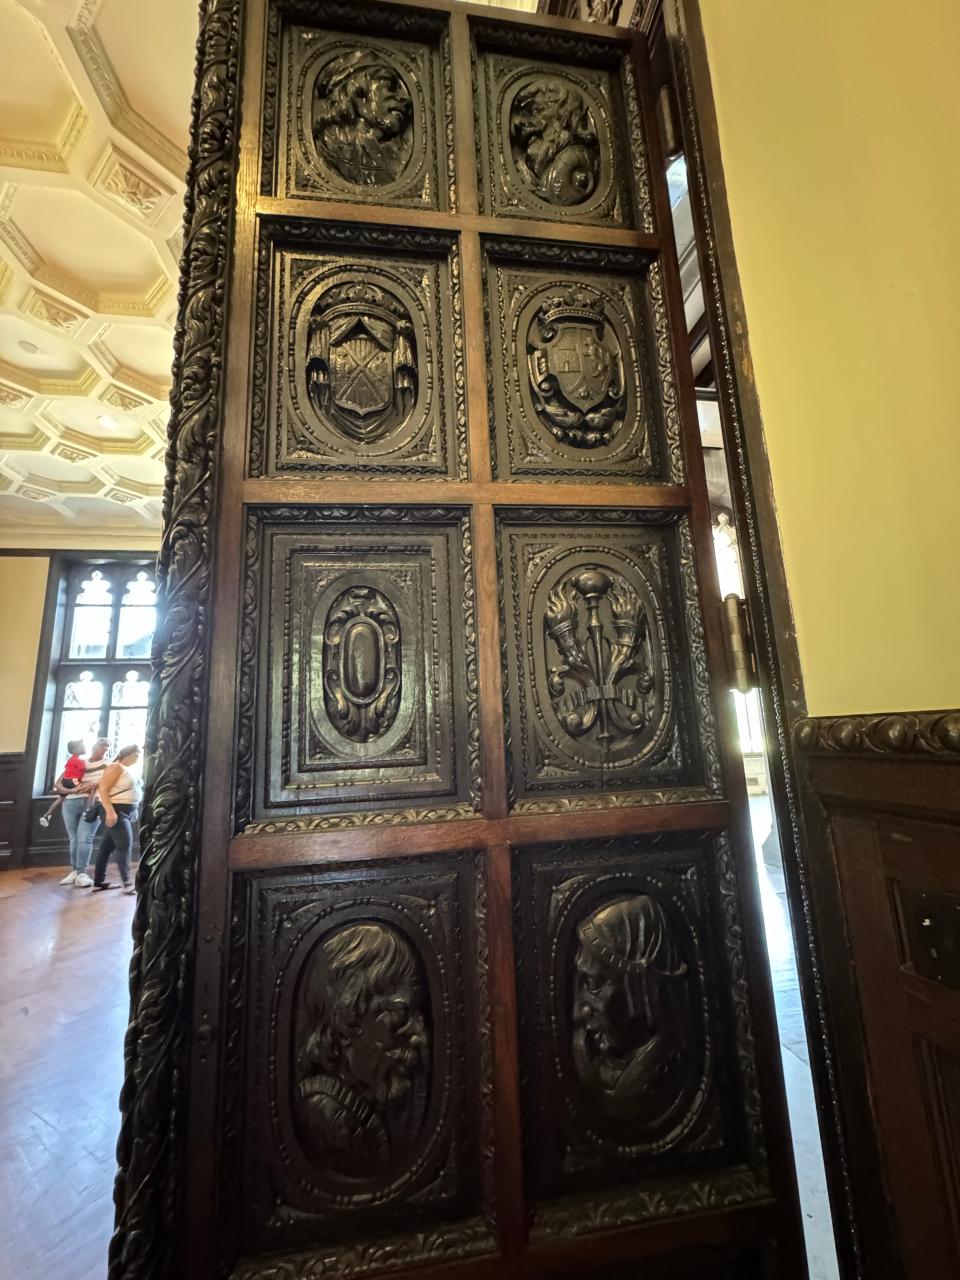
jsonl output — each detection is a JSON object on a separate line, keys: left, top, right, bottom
{"left": 796, "top": 710, "right": 960, "bottom": 1280}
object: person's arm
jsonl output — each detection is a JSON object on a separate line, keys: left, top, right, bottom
{"left": 98, "top": 762, "right": 121, "bottom": 827}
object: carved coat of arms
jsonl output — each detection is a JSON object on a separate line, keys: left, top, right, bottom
{"left": 527, "top": 289, "right": 625, "bottom": 448}
{"left": 307, "top": 281, "right": 417, "bottom": 444}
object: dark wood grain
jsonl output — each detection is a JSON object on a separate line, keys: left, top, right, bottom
{"left": 122, "top": 2, "right": 802, "bottom": 1276}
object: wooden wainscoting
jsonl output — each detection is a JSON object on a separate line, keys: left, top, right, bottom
{"left": 0, "top": 752, "right": 27, "bottom": 863}
{"left": 796, "top": 710, "right": 960, "bottom": 1280}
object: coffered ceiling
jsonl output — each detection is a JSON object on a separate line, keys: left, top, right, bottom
{"left": 0, "top": 0, "right": 198, "bottom": 547}
{"left": 0, "top": 0, "right": 545, "bottom": 548}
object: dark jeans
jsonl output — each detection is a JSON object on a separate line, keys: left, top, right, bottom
{"left": 93, "top": 804, "right": 138, "bottom": 887}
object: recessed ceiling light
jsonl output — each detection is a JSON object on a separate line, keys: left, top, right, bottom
{"left": 98, "top": 414, "right": 118, "bottom": 429}
{"left": 18, "top": 340, "right": 40, "bottom": 355}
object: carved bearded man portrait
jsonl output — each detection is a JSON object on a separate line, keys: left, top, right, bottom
{"left": 572, "top": 894, "right": 692, "bottom": 1131}
{"left": 312, "top": 49, "right": 414, "bottom": 188}
{"left": 509, "top": 76, "right": 600, "bottom": 207}
{"left": 295, "top": 921, "right": 428, "bottom": 1179}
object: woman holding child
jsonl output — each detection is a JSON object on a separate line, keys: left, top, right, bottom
{"left": 58, "top": 736, "right": 110, "bottom": 888}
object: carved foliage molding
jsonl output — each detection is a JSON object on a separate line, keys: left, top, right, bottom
{"left": 513, "top": 834, "right": 770, "bottom": 1237}
{"left": 108, "top": 2, "right": 243, "bottom": 1278}
{"left": 497, "top": 510, "right": 720, "bottom": 811}
{"left": 485, "top": 243, "right": 682, "bottom": 483}
{"left": 795, "top": 710, "right": 960, "bottom": 757}
{"left": 264, "top": 1, "right": 454, "bottom": 210}
{"left": 236, "top": 507, "right": 480, "bottom": 830}
{"left": 473, "top": 26, "right": 649, "bottom": 229}
{"left": 251, "top": 221, "right": 466, "bottom": 478}
{"left": 226, "top": 853, "right": 494, "bottom": 1270}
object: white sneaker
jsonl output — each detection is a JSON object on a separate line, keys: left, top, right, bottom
{"left": 122, "top": 883, "right": 136, "bottom": 896}
{"left": 75, "top": 872, "right": 93, "bottom": 888}
{"left": 59, "top": 870, "right": 77, "bottom": 885}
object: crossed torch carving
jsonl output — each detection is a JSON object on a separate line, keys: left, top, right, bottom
{"left": 544, "top": 569, "right": 654, "bottom": 746}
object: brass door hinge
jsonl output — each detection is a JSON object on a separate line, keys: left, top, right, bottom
{"left": 722, "top": 594, "right": 758, "bottom": 694}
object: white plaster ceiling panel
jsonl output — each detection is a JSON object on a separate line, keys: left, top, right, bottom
{"left": 0, "top": 0, "right": 76, "bottom": 144}
{"left": 12, "top": 185, "right": 167, "bottom": 296}
{"left": 0, "top": 314, "right": 90, "bottom": 379}
{"left": 0, "top": 0, "right": 199, "bottom": 545}
{"left": 95, "top": 0, "right": 197, "bottom": 155}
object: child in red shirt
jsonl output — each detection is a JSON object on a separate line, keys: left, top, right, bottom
{"left": 40, "top": 740, "right": 87, "bottom": 827}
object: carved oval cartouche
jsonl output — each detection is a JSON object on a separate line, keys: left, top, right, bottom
{"left": 323, "top": 586, "right": 401, "bottom": 743}
{"left": 341, "top": 616, "right": 383, "bottom": 701}
{"left": 509, "top": 76, "right": 601, "bottom": 207}
{"left": 312, "top": 49, "right": 415, "bottom": 188}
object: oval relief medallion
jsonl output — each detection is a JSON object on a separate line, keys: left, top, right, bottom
{"left": 323, "top": 586, "right": 402, "bottom": 743}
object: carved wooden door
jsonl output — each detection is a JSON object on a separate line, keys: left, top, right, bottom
{"left": 110, "top": 3, "right": 804, "bottom": 1278}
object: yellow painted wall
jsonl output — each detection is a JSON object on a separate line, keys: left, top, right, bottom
{"left": 699, "top": 0, "right": 960, "bottom": 715}
{"left": 0, "top": 557, "right": 49, "bottom": 753}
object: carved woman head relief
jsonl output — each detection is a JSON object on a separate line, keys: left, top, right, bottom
{"left": 527, "top": 287, "right": 626, "bottom": 448}
{"left": 572, "top": 894, "right": 692, "bottom": 1127}
{"left": 509, "top": 76, "right": 601, "bottom": 207}
{"left": 312, "top": 49, "right": 414, "bottom": 187}
{"left": 295, "top": 922, "right": 428, "bottom": 1180}
{"left": 306, "top": 280, "right": 417, "bottom": 446}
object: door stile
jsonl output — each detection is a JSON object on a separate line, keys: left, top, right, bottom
{"left": 484, "top": 844, "right": 526, "bottom": 1256}
{"left": 182, "top": 1, "right": 268, "bottom": 1274}
{"left": 472, "top": 504, "right": 509, "bottom": 820}
{"left": 629, "top": 30, "right": 806, "bottom": 1266}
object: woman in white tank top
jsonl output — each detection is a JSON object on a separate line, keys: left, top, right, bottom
{"left": 91, "top": 745, "right": 143, "bottom": 894}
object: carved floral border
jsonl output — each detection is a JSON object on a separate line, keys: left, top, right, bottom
{"left": 109, "top": 1, "right": 244, "bottom": 1278}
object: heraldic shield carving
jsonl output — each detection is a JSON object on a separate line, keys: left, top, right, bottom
{"left": 306, "top": 280, "right": 417, "bottom": 445}
{"left": 527, "top": 288, "right": 626, "bottom": 448}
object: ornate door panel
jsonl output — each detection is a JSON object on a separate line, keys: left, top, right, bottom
{"left": 113, "top": 3, "right": 803, "bottom": 1279}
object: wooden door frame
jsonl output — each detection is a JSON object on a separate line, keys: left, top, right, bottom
{"left": 106, "top": 1, "right": 807, "bottom": 1276}
{"left": 604, "top": 2, "right": 898, "bottom": 1275}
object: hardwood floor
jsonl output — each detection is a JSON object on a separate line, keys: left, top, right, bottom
{"left": 0, "top": 866, "right": 135, "bottom": 1280}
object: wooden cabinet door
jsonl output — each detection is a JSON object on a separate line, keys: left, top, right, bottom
{"left": 110, "top": 3, "right": 804, "bottom": 1278}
